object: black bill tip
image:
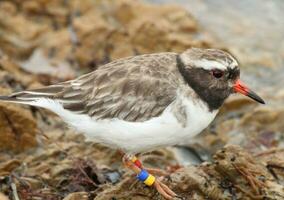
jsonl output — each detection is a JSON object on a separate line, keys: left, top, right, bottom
{"left": 247, "top": 90, "right": 265, "bottom": 104}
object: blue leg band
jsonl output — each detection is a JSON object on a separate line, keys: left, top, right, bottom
{"left": 137, "top": 169, "right": 149, "bottom": 181}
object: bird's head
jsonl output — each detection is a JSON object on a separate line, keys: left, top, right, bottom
{"left": 178, "top": 48, "right": 265, "bottom": 110}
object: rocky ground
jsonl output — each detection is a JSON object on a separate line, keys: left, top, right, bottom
{"left": 0, "top": 0, "right": 284, "bottom": 199}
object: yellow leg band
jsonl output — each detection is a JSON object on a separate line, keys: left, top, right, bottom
{"left": 131, "top": 156, "right": 137, "bottom": 162}
{"left": 143, "top": 174, "right": 156, "bottom": 186}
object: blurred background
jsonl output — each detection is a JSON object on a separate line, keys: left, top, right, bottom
{"left": 0, "top": 0, "right": 284, "bottom": 199}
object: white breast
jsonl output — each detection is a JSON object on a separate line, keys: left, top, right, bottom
{"left": 32, "top": 95, "right": 218, "bottom": 153}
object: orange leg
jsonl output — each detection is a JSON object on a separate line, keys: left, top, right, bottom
{"left": 122, "top": 154, "right": 177, "bottom": 200}
{"left": 143, "top": 167, "right": 169, "bottom": 176}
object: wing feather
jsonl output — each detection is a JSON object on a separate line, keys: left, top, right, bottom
{"left": 61, "top": 53, "right": 179, "bottom": 122}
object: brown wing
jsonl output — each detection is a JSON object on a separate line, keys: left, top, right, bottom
{"left": 59, "top": 52, "right": 181, "bottom": 122}
{"left": 6, "top": 53, "right": 180, "bottom": 122}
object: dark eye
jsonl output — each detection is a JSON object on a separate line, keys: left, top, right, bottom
{"left": 212, "top": 69, "right": 224, "bottom": 79}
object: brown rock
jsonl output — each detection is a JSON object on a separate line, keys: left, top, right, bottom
{"left": 0, "top": 102, "right": 38, "bottom": 152}
{"left": 0, "top": 193, "right": 9, "bottom": 200}
{"left": 0, "top": 53, "right": 39, "bottom": 152}
{"left": 221, "top": 95, "right": 256, "bottom": 113}
{"left": 0, "top": 159, "right": 21, "bottom": 176}
{"left": 63, "top": 192, "right": 89, "bottom": 200}
{"left": 0, "top": 2, "right": 48, "bottom": 60}
{"left": 0, "top": 0, "right": 212, "bottom": 70}
{"left": 95, "top": 145, "right": 284, "bottom": 200}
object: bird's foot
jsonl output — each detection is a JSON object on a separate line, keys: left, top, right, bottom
{"left": 122, "top": 154, "right": 177, "bottom": 199}
{"left": 145, "top": 164, "right": 183, "bottom": 176}
{"left": 154, "top": 177, "right": 177, "bottom": 199}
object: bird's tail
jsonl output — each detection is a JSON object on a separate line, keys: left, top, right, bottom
{"left": 0, "top": 95, "right": 27, "bottom": 104}
{"left": 0, "top": 85, "right": 65, "bottom": 105}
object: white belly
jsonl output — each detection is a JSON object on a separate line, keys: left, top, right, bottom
{"left": 32, "top": 96, "right": 218, "bottom": 153}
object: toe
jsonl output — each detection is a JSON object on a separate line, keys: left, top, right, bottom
{"left": 154, "top": 181, "right": 174, "bottom": 199}
{"left": 160, "top": 182, "right": 177, "bottom": 197}
{"left": 154, "top": 178, "right": 177, "bottom": 200}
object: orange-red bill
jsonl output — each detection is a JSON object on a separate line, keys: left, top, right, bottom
{"left": 233, "top": 80, "right": 265, "bottom": 104}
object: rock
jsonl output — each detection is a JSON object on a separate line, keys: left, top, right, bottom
{"left": 0, "top": 193, "right": 9, "bottom": 200}
{"left": 0, "top": 51, "right": 38, "bottom": 87}
{"left": 95, "top": 145, "right": 284, "bottom": 200}
{"left": 0, "top": 53, "right": 39, "bottom": 152}
{"left": 0, "top": 0, "right": 212, "bottom": 71}
{"left": 0, "top": 1, "right": 47, "bottom": 60}
{"left": 18, "top": 177, "right": 43, "bottom": 190}
{"left": 0, "top": 0, "right": 283, "bottom": 199}
{"left": 63, "top": 192, "right": 89, "bottom": 200}
{"left": 191, "top": 94, "right": 284, "bottom": 156}
{"left": 0, "top": 159, "right": 21, "bottom": 176}
{"left": 56, "top": 0, "right": 211, "bottom": 67}
{"left": 220, "top": 95, "right": 256, "bottom": 114}
{"left": 0, "top": 101, "right": 38, "bottom": 152}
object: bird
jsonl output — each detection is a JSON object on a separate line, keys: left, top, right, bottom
{"left": 0, "top": 48, "right": 265, "bottom": 199}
